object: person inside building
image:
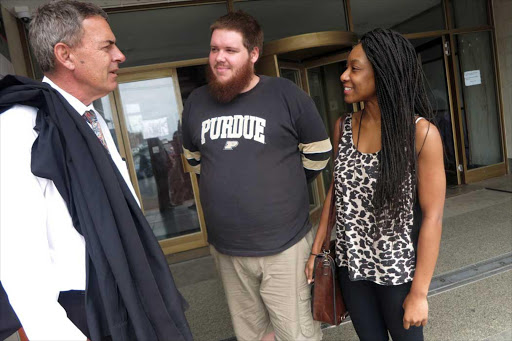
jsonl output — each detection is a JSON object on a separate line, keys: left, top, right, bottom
{"left": 181, "top": 10, "right": 331, "bottom": 341}
{"left": 306, "top": 28, "right": 445, "bottom": 341}
{"left": 0, "top": 1, "right": 192, "bottom": 340}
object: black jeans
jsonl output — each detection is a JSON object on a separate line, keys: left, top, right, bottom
{"left": 338, "top": 267, "right": 424, "bottom": 341}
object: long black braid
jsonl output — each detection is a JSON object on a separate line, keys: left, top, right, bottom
{"left": 360, "top": 28, "right": 434, "bottom": 228}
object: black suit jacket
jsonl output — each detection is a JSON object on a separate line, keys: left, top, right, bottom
{"left": 0, "top": 75, "right": 192, "bottom": 341}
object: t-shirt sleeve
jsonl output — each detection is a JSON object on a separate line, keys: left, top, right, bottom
{"left": 181, "top": 95, "right": 201, "bottom": 174}
{"left": 290, "top": 85, "right": 332, "bottom": 182}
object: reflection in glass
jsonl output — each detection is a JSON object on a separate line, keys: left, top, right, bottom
{"left": 451, "top": 0, "right": 488, "bottom": 28}
{"left": 412, "top": 37, "right": 458, "bottom": 185}
{"left": 280, "top": 68, "right": 301, "bottom": 86}
{"left": 118, "top": 77, "right": 200, "bottom": 240}
{"left": 307, "top": 62, "right": 352, "bottom": 192}
{"left": 351, "top": 0, "right": 445, "bottom": 35}
{"left": 93, "top": 96, "right": 120, "bottom": 151}
{"left": 177, "top": 65, "right": 208, "bottom": 104}
{"left": 453, "top": 31, "right": 503, "bottom": 169}
{"left": 280, "top": 68, "right": 316, "bottom": 207}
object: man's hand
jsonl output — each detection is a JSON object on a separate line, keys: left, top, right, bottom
{"left": 305, "top": 255, "right": 316, "bottom": 284}
{"left": 402, "top": 291, "right": 429, "bottom": 329}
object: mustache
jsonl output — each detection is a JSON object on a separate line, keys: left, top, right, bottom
{"left": 214, "top": 63, "right": 230, "bottom": 69}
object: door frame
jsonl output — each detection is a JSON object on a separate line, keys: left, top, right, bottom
{"left": 110, "top": 65, "right": 209, "bottom": 255}
{"left": 273, "top": 53, "right": 353, "bottom": 224}
{"left": 403, "top": 7, "right": 508, "bottom": 183}
{"left": 447, "top": 28, "right": 508, "bottom": 183}
{"left": 409, "top": 33, "right": 463, "bottom": 185}
{"left": 279, "top": 62, "right": 324, "bottom": 222}
{"left": 302, "top": 52, "right": 352, "bottom": 220}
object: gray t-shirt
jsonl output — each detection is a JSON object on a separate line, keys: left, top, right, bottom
{"left": 182, "top": 75, "right": 331, "bottom": 256}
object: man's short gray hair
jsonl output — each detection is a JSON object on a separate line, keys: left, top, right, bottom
{"left": 29, "top": 0, "right": 107, "bottom": 73}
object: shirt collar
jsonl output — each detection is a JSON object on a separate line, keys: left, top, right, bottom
{"left": 43, "top": 76, "right": 96, "bottom": 116}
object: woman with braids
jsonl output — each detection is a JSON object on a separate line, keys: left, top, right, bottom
{"left": 305, "top": 28, "right": 445, "bottom": 341}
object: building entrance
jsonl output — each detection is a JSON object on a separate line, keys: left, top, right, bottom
{"left": 91, "top": 27, "right": 506, "bottom": 255}
{"left": 258, "top": 30, "right": 507, "bottom": 191}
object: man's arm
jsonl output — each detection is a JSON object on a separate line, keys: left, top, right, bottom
{"left": 0, "top": 106, "right": 87, "bottom": 341}
{"left": 293, "top": 91, "right": 332, "bottom": 182}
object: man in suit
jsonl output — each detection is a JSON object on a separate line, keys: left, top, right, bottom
{"left": 0, "top": 1, "right": 191, "bottom": 340}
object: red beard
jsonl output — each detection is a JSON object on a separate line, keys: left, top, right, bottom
{"left": 207, "top": 59, "right": 254, "bottom": 103}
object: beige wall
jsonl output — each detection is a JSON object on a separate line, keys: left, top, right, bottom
{"left": 493, "top": 0, "right": 512, "bottom": 165}
{"left": 1, "top": 5, "right": 29, "bottom": 77}
{"left": 0, "top": 53, "right": 14, "bottom": 76}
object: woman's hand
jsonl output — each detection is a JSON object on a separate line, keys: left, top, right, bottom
{"left": 305, "top": 255, "right": 317, "bottom": 284}
{"left": 402, "top": 291, "right": 429, "bottom": 329}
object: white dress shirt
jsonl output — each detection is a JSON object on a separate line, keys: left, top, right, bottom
{"left": 0, "top": 77, "right": 138, "bottom": 341}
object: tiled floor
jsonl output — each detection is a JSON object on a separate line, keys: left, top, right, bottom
{"left": 6, "top": 175, "right": 512, "bottom": 341}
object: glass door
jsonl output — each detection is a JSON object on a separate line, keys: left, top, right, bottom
{"left": 279, "top": 64, "right": 322, "bottom": 215}
{"left": 304, "top": 56, "right": 353, "bottom": 193}
{"left": 450, "top": 30, "right": 507, "bottom": 183}
{"left": 412, "top": 36, "right": 460, "bottom": 186}
{"left": 111, "top": 69, "right": 208, "bottom": 255}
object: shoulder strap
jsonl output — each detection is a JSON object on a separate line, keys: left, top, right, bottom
{"left": 323, "top": 114, "right": 348, "bottom": 252}
{"left": 416, "top": 116, "right": 430, "bottom": 157}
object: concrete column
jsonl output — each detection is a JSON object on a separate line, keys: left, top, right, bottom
{"left": 1, "top": 5, "right": 29, "bottom": 77}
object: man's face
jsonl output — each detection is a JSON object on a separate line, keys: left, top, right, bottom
{"left": 207, "top": 29, "right": 258, "bottom": 102}
{"left": 209, "top": 29, "right": 257, "bottom": 84}
{"left": 69, "top": 16, "right": 125, "bottom": 102}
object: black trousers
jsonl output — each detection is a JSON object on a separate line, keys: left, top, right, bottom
{"left": 338, "top": 267, "right": 424, "bottom": 341}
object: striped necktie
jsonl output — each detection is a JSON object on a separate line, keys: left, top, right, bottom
{"left": 83, "top": 110, "right": 109, "bottom": 150}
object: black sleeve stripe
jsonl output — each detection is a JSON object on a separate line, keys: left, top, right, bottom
{"left": 183, "top": 147, "right": 201, "bottom": 162}
{"left": 302, "top": 151, "right": 331, "bottom": 162}
{"left": 302, "top": 156, "right": 329, "bottom": 171}
{"left": 186, "top": 159, "right": 200, "bottom": 167}
{"left": 182, "top": 147, "right": 201, "bottom": 174}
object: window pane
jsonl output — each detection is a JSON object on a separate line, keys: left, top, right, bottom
{"left": 279, "top": 67, "right": 318, "bottom": 207}
{"left": 411, "top": 37, "right": 458, "bottom": 185}
{"left": 453, "top": 31, "right": 503, "bottom": 168}
{"left": 234, "top": 0, "right": 347, "bottom": 42}
{"left": 118, "top": 77, "right": 201, "bottom": 240}
{"left": 351, "top": 0, "right": 445, "bottom": 35}
{"left": 93, "top": 96, "right": 120, "bottom": 151}
{"left": 307, "top": 61, "right": 351, "bottom": 192}
{"left": 177, "top": 64, "right": 208, "bottom": 104}
{"left": 450, "top": 0, "right": 489, "bottom": 28}
{"left": 109, "top": 4, "right": 228, "bottom": 67}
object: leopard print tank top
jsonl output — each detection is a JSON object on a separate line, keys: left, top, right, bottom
{"left": 334, "top": 113, "right": 422, "bottom": 285}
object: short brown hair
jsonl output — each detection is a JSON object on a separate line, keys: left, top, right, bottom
{"left": 210, "top": 10, "right": 263, "bottom": 56}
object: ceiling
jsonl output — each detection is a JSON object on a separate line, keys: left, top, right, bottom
{"left": 2, "top": 0, "right": 440, "bottom": 27}
{"left": 0, "top": 0, "right": 192, "bottom": 14}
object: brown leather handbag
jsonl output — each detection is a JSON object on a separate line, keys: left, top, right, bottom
{"left": 311, "top": 115, "right": 348, "bottom": 326}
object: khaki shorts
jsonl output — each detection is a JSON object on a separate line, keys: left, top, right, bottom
{"left": 210, "top": 228, "right": 322, "bottom": 341}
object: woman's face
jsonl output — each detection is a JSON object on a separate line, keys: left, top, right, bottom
{"left": 340, "top": 44, "right": 376, "bottom": 104}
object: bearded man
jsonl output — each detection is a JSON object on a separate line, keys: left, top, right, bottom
{"left": 181, "top": 10, "right": 331, "bottom": 341}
